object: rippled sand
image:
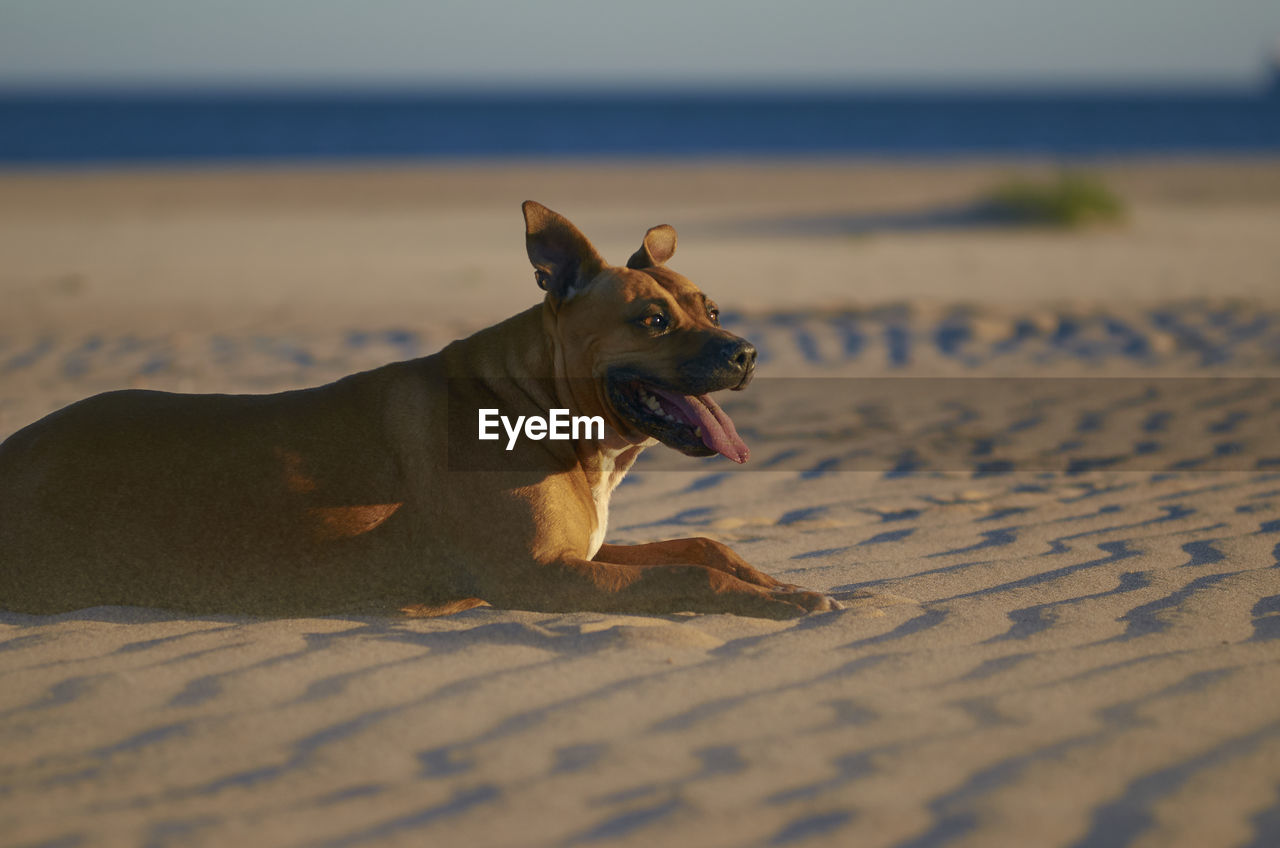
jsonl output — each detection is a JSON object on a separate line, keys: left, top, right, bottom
{"left": 3, "top": 159, "right": 1280, "bottom": 847}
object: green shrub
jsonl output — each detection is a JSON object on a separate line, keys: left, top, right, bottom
{"left": 982, "top": 173, "right": 1126, "bottom": 227}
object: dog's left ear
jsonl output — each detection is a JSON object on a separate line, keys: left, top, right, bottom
{"left": 523, "top": 201, "right": 606, "bottom": 300}
{"left": 626, "top": 225, "right": 678, "bottom": 269}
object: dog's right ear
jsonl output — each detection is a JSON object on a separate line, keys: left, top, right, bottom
{"left": 522, "top": 201, "right": 606, "bottom": 300}
{"left": 626, "top": 224, "right": 677, "bottom": 269}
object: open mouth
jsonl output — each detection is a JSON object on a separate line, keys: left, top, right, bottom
{"left": 607, "top": 374, "right": 750, "bottom": 463}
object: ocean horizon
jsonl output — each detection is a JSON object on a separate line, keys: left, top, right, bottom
{"left": 2, "top": 85, "right": 1278, "bottom": 166}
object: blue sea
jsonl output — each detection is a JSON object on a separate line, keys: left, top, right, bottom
{"left": 1, "top": 87, "right": 1278, "bottom": 165}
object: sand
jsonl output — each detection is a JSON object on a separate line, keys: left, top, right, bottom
{"left": 2, "top": 158, "right": 1280, "bottom": 847}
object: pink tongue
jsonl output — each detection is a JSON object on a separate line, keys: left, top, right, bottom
{"left": 651, "top": 388, "right": 750, "bottom": 464}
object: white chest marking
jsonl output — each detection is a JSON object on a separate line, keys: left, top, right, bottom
{"left": 586, "top": 448, "right": 634, "bottom": 559}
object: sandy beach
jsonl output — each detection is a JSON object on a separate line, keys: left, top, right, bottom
{"left": 3, "top": 157, "right": 1280, "bottom": 847}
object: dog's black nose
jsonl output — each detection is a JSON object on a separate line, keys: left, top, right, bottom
{"left": 729, "top": 341, "right": 757, "bottom": 372}
{"left": 726, "top": 340, "right": 757, "bottom": 388}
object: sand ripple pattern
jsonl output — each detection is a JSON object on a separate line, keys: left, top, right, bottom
{"left": 3, "top": 301, "right": 1280, "bottom": 847}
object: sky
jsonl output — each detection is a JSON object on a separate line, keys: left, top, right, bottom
{"left": 2, "top": 0, "right": 1279, "bottom": 90}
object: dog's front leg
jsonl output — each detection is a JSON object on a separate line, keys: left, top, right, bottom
{"left": 594, "top": 539, "right": 803, "bottom": 591}
{"left": 501, "top": 556, "right": 835, "bottom": 619}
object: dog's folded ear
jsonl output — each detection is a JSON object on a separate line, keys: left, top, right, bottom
{"left": 626, "top": 224, "right": 678, "bottom": 269}
{"left": 522, "top": 201, "right": 606, "bottom": 300}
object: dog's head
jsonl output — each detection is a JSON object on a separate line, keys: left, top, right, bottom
{"left": 523, "top": 200, "right": 755, "bottom": 463}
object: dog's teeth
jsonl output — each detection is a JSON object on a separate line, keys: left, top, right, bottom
{"left": 695, "top": 426, "right": 702, "bottom": 437}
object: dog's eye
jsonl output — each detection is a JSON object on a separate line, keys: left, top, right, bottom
{"left": 707, "top": 306, "right": 720, "bottom": 325}
{"left": 640, "top": 313, "right": 668, "bottom": 331}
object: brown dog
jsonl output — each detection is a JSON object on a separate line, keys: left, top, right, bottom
{"left": 0, "top": 202, "right": 837, "bottom": 619}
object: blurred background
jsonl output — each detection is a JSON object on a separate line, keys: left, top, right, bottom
{"left": 2, "top": 0, "right": 1279, "bottom": 163}
{"left": 2, "top": 0, "right": 1280, "bottom": 394}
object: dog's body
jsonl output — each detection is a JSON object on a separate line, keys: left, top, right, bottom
{"left": 0, "top": 203, "right": 835, "bottom": 619}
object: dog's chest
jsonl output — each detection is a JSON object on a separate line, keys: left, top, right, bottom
{"left": 585, "top": 449, "right": 635, "bottom": 559}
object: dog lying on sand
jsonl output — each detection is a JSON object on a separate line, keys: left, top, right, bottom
{"left": 0, "top": 202, "right": 838, "bottom": 619}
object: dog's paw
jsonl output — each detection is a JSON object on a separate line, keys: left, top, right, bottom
{"left": 767, "top": 588, "right": 841, "bottom": 615}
